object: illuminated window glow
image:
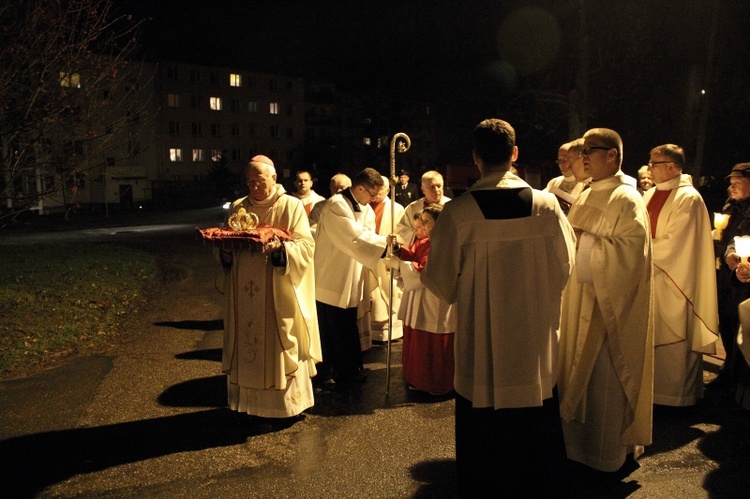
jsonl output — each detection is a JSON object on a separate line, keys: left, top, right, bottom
{"left": 167, "top": 93, "right": 179, "bottom": 108}
{"left": 60, "top": 72, "right": 81, "bottom": 88}
{"left": 210, "top": 97, "right": 222, "bottom": 110}
{"left": 192, "top": 149, "right": 205, "bottom": 161}
{"left": 269, "top": 102, "right": 279, "bottom": 115}
{"left": 169, "top": 148, "right": 182, "bottom": 162}
{"left": 230, "top": 73, "right": 241, "bottom": 87}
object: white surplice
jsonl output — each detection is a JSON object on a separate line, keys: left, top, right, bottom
{"left": 422, "top": 170, "right": 575, "bottom": 409}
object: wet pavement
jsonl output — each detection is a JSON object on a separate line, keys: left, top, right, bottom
{"left": 1, "top": 213, "right": 749, "bottom": 498}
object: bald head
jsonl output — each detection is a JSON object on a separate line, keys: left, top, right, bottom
{"left": 330, "top": 173, "right": 351, "bottom": 195}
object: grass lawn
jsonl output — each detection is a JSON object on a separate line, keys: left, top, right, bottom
{"left": 0, "top": 243, "right": 158, "bottom": 377}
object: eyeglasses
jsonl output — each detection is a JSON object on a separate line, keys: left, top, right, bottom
{"left": 555, "top": 159, "right": 571, "bottom": 165}
{"left": 579, "top": 146, "right": 613, "bottom": 156}
{"left": 364, "top": 186, "right": 380, "bottom": 198}
{"left": 648, "top": 161, "right": 673, "bottom": 168}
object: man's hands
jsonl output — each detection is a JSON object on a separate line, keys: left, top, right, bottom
{"left": 262, "top": 236, "right": 283, "bottom": 255}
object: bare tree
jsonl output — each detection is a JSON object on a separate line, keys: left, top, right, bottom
{"left": 0, "top": 0, "right": 152, "bottom": 226}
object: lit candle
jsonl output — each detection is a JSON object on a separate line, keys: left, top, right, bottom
{"left": 734, "top": 235, "right": 750, "bottom": 264}
{"left": 714, "top": 213, "right": 730, "bottom": 241}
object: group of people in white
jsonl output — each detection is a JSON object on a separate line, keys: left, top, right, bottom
{"left": 214, "top": 117, "right": 748, "bottom": 496}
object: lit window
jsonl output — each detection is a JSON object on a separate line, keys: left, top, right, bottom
{"left": 211, "top": 149, "right": 222, "bottom": 161}
{"left": 363, "top": 137, "right": 372, "bottom": 146}
{"left": 210, "top": 97, "right": 222, "bottom": 111}
{"left": 60, "top": 72, "right": 81, "bottom": 88}
{"left": 169, "top": 148, "right": 183, "bottom": 162}
{"left": 167, "top": 93, "right": 179, "bottom": 108}
{"left": 247, "top": 101, "right": 258, "bottom": 113}
{"left": 269, "top": 102, "right": 279, "bottom": 115}
{"left": 192, "top": 149, "right": 205, "bottom": 161}
{"left": 230, "top": 73, "right": 241, "bottom": 87}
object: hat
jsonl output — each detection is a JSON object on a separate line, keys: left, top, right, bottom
{"left": 398, "top": 169, "right": 410, "bottom": 177}
{"left": 726, "top": 163, "right": 750, "bottom": 179}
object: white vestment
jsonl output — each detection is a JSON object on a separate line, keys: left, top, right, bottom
{"left": 558, "top": 172, "right": 654, "bottom": 472}
{"left": 422, "top": 170, "right": 575, "bottom": 409}
{"left": 544, "top": 175, "right": 586, "bottom": 207}
{"left": 293, "top": 189, "right": 326, "bottom": 216}
{"left": 358, "top": 197, "right": 406, "bottom": 343}
{"left": 221, "top": 185, "right": 322, "bottom": 418}
{"left": 643, "top": 174, "right": 718, "bottom": 406}
{"left": 314, "top": 190, "right": 387, "bottom": 309}
{"left": 395, "top": 195, "right": 451, "bottom": 246}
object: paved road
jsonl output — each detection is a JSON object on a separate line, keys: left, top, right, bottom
{"left": 1, "top": 216, "right": 749, "bottom": 498}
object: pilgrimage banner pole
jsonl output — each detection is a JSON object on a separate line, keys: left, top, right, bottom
{"left": 386, "top": 132, "right": 410, "bottom": 397}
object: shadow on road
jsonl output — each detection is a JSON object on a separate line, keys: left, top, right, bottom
{"left": 153, "top": 319, "right": 223, "bottom": 331}
{"left": 0, "top": 408, "right": 292, "bottom": 498}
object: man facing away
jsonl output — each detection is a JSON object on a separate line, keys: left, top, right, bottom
{"left": 313, "top": 168, "right": 391, "bottom": 390}
{"left": 292, "top": 170, "right": 326, "bottom": 216}
{"left": 218, "top": 155, "right": 321, "bottom": 419}
{"left": 396, "top": 170, "right": 451, "bottom": 246}
{"left": 644, "top": 144, "right": 718, "bottom": 407}
{"left": 557, "top": 128, "right": 654, "bottom": 472}
{"left": 422, "top": 118, "right": 576, "bottom": 497}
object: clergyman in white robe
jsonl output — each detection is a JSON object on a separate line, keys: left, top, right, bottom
{"left": 558, "top": 171, "right": 654, "bottom": 472}
{"left": 644, "top": 173, "right": 718, "bottom": 406}
{"left": 220, "top": 182, "right": 321, "bottom": 418}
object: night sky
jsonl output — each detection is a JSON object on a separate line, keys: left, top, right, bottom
{"left": 123, "top": 0, "right": 750, "bottom": 202}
